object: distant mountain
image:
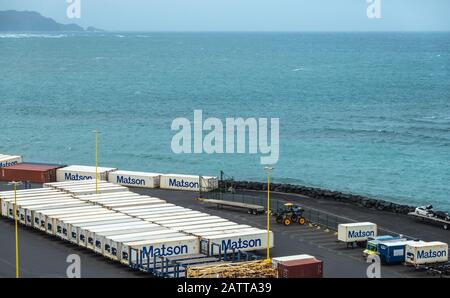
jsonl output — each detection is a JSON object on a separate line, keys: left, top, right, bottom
{"left": 0, "top": 10, "right": 102, "bottom": 32}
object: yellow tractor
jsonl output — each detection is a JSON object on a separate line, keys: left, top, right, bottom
{"left": 273, "top": 203, "right": 306, "bottom": 226}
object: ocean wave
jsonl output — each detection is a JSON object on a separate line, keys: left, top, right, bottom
{"left": 0, "top": 33, "right": 67, "bottom": 39}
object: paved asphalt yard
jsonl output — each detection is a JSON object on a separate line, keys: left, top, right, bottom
{"left": 1, "top": 184, "right": 449, "bottom": 278}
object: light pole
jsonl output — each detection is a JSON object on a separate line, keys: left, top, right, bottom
{"left": 93, "top": 130, "right": 100, "bottom": 194}
{"left": 8, "top": 181, "right": 22, "bottom": 278}
{"left": 264, "top": 166, "right": 273, "bottom": 264}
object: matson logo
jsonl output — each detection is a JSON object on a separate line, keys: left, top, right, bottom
{"left": 417, "top": 249, "right": 447, "bottom": 259}
{"left": 64, "top": 173, "right": 93, "bottom": 181}
{"left": 116, "top": 176, "right": 146, "bottom": 186}
{"left": 171, "top": 110, "right": 279, "bottom": 165}
{"left": 141, "top": 244, "right": 189, "bottom": 258}
{"left": 169, "top": 178, "right": 199, "bottom": 189}
{"left": 0, "top": 161, "right": 18, "bottom": 167}
{"left": 348, "top": 230, "right": 375, "bottom": 239}
{"left": 221, "top": 238, "right": 262, "bottom": 251}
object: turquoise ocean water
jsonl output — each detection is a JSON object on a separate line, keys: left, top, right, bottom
{"left": 0, "top": 32, "right": 449, "bottom": 210}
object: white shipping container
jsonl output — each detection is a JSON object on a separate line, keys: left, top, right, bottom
{"left": 0, "top": 155, "right": 23, "bottom": 168}
{"left": 202, "top": 230, "right": 274, "bottom": 255}
{"left": 160, "top": 174, "right": 218, "bottom": 192}
{"left": 271, "top": 254, "right": 316, "bottom": 269}
{"left": 338, "top": 222, "right": 377, "bottom": 243}
{"left": 108, "top": 170, "right": 162, "bottom": 189}
{"left": 89, "top": 224, "right": 163, "bottom": 251}
{"left": 56, "top": 165, "right": 118, "bottom": 182}
{"left": 123, "top": 236, "right": 199, "bottom": 265}
{"left": 405, "top": 241, "right": 448, "bottom": 265}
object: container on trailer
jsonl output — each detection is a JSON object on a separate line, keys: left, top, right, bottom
{"left": 69, "top": 217, "right": 141, "bottom": 244}
{"left": 81, "top": 194, "right": 150, "bottom": 203}
{"left": 175, "top": 222, "right": 239, "bottom": 232}
{"left": 53, "top": 211, "right": 120, "bottom": 236}
{"left": 130, "top": 211, "right": 202, "bottom": 221}
{"left": 201, "top": 230, "right": 274, "bottom": 255}
{"left": 7, "top": 197, "right": 77, "bottom": 220}
{"left": 405, "top": 241, "right": 448, "bottom": 265}
{"left": 60, "top": 214, "right": 132, "bottom": 240}
{"left": 108, "top": 170, "right": 162, "bottom": 188}
{"left": 122, "top": 236, "right": 199, "bottom": 265}
{"left": 0, "top": 155, "right": 23, "bottom": 168}
{"left": 377, "top": 240, "right": 422, "bottom": 264}
{"left": 0, "top": 163, "right": 66, "bottom": 183}
{"left": 89, "top": 223, "right": 163, "bottom": 251}
{"left": 82, "top": 222, "right": 159, "bottom": 248}
{"left": 124, "top": 207, "right": 190, "bottom": 218}
{"left": 186, "top": 224, "right": 248, "bottom": 234}
{"left": 19, "top": 200, "right": 84, "bottom": 224}
{"left": 152, "top": 215, "right": 219, "bottom": 225}
{"left": 338, "top": 222, "right": 377, "bottom": 243}
{"left": 160, "top": 174, "right": 218, "bottom": 192}
{"left": 26, "top": 203, "right": 89, "bottom": 226}
{"left": 56, "top": 165, "right": 118, "bottom": 182}
{"left": 271, "top": 255, "right": 316, "bottom": 269}
{"left": 278, "top": 258, "right": 323, "bottom": 278}
{"left": 99, "top": 198, "right": 164, "bottom": 208}
{"left": 161, "top": 218, "right": 231, "bottom": 228}
{"left": 104, "top": 230, "right": 181, "bottom": 257}
{"left": 2, "top": 194, "right": 72, "bottom": 216}
{"left": 44, "top": 180, "right": 109, "bottom": 188}
{"left": 35, "top": 205, "right": 103, "bottom": 229}
{"left": 114, "top": 203, "right": 176, "bottom": 212}
{"left": 66, "top": 186, "right": 128, "bottom": 196}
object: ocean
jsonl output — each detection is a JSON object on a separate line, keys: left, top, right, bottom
{"left": 0, "top": 32, "right": 449, "bottom": 210}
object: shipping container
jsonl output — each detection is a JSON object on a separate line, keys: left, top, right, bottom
{"left": 271, "top": 255, "right": 316, "bottom": 269}
{"left": 60, "top": 214, "right": 133, "bottom": 240}
{"left": 201, "top": 230, "right": 274, "bottom": 255}
{"left": 69, "top": 217, "right": 142, "bottom": 244}
{"left": 377, "top": 240, "right": 422, "bottom": 264}
{"left": 161, "top": 218, "right": 231, "bottom": 228}
{"left": 114, "top": 203, "right": 177, "bottom": 212}
{"left": 56, "top": 165, "right": 118, "bottom": 182}
{"left": 81, "top": 222, "right": 159, "bottom": 248}
{"left": 123, "top": 207, "right": 190, "bottom": 217}
{"left": 405, "top": 241, "right": 448, "bottom": 265}
{"left": 186, "top": 224, "right": 249, "bottom": 234}
{"left": 0, "top": 162, "right": 66, "bottom": 183}
{"left": 0, "top": 155, "right": 23, "bottom": 168}
{"left": 108, "top": 170, "right": 162, "bottom": 188}
{"left": 278, "top": 258, "right": 323, "bottom": 278}
{"left": 6, "top": 196, "right": 78, "bottom": 219}
{"left": 35, "top": 205, "right": 104, "bottom": 229}
{"left": 1, "top": 194, "right": 71, "bottom": 216}
{"left": 129, "top": 211, "right": 202, "bottom": 221}
{"left": 104, "top": 230, "right": 182, "bottom": 257}
{"left": 338, "top": 222, "right": 377, "bottom": 244}
{"left": 88, "top": 224, "right": 163, "bottom": 251}
{"left": 31, "top": 203, "right": 98, "bottom": 227}
{"left": 53, "top": 211, "right": 120, "bottom": 236}
{"left": 60, "top": 185, "right": 128, "bottom": 196}
{"left": 123, "top": 236, "right": 199, "bottom": 265}
{"left": 44, "top": 180, "right": 109, "bottom": 188}
{"left": 160, "top": 174, "right": 218, "bottom": 192}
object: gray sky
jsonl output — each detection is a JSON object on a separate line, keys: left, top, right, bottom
{"left": 1, "top": 0, "right": 449, "bottom": 31}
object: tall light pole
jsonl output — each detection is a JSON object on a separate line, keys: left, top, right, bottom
{"left": 8, "top": 181, "right": 22, "bottom": 278}
{"left": 93, "top": 130, "right": 100, "bottom": 194}
{"left": 264, "top": 167, "right": 273, "bottom": 264}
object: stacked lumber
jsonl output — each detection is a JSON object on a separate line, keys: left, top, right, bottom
{"left": 186, "top": 260, "right": 278, "bottom": 278}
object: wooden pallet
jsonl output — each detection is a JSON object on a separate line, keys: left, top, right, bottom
{"left": 186, "top": 260, "right": 278, "bottom": 278}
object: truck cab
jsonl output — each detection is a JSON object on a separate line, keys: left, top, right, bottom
{"left": 363, "top": 235, "right": 399, "bottom": 256}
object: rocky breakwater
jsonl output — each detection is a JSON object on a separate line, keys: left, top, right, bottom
{"left": 221, "top": 180, "right": 415, "bottom": 215}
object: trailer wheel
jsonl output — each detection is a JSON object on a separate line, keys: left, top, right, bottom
{"left": 444, "top": 224, "right": 448, "bottom": 230}
{"left": 298, "top": 218, "right": 306, "bottom": 225}
{"left": 252, "top": 209, "right": 258, "bottom": 215}
{"left": 283, "top": 218, "right": 292, "bottom": 226}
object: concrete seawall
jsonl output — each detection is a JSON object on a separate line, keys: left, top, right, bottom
{"left": 222, "top": 180, "right": 415, "bottom": 215}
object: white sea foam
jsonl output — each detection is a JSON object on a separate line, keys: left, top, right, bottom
{"left": 0, "top": 33, "right": 67, "bottom": 39}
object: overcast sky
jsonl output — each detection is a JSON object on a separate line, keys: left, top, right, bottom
{"left": 1, "top": 0, "right": 449, "bottom": 31}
